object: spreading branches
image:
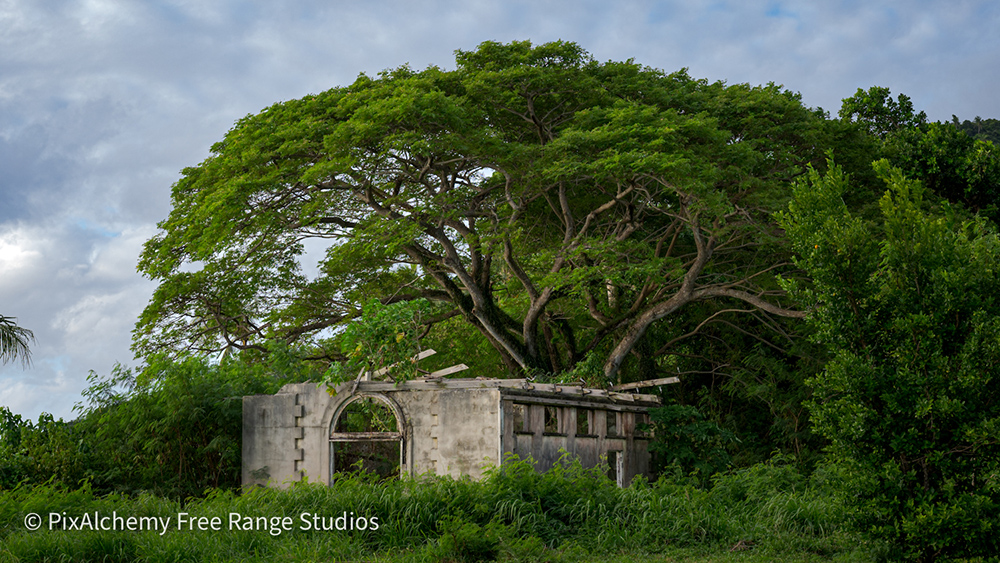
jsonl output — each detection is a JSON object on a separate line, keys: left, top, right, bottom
{"left": 136, "top": 40, "right": 822, "bottom": 385}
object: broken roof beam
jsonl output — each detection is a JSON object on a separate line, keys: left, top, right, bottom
{"left": 370, "top": 349, "right": 438, "bottom": 379}
{"left": 610, "top": 377, "right": 680, "bottom": 392}
{"left": 426, "top": 364, "right": 468, "bottom": 378}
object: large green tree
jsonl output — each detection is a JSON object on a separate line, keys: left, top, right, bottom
{"left": 137, "top": 41, "right": 838, "bottom": 386}
{"left": 779, "top": 161, "right": 1000, "bottom": 561}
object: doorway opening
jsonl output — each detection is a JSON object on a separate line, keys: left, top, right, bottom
{"left": 329, "top": 395, "right": 403, "bottom": 481}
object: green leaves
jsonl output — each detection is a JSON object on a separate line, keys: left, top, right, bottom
{"left": 322, "top": 299, "right": 435, "bottom": 388}
{"left": 541, "top": 102, "right": 721, "bottom": 190}
{"left": 646, "top": 404, "right": 737, "bottom": 482}
{"left": 839, "top": 86, "right": 927, "bottom": 139}
{"left": 777, "top": 162, "right": 880, "bottom": 349}
{"left": 0, "top": 356, "right": 313, "bottom": 497}
{"left": 781, "top": 161, "right": 1000, "bottom": 560}
{"left": 136, "top": 40, "right": 834, "bottom": 450}
{"left": 839, "top": 86, "right": 1000, "bottom": 225}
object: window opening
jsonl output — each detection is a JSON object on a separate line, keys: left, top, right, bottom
{"left": 635, "top": 413, "right": 648, "bottom": 437}
{"left": 512, "top": 403, "right": 528, "bottom": 433}
{"left": 577, "top": 408, "right": 593, "bottom": 436}
{"left": 606, "top": 411, "right": 618, "bottom": 437}
{"left": 543, "top": 406, "right": 560, "bottom": 434}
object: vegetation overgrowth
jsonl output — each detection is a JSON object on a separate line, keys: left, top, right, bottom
{"left": 4, "top": 40, "right": 1000, "bottom": 561}
{"left": 0, "top": 456, "right": 872, "bottom": 562}
{"left": 0, "top": 353, "right": 317, "bottom": 497}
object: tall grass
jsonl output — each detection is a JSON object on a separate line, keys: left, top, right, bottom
{"left": 0, "top": 456, "right": 868, "bottom": 562}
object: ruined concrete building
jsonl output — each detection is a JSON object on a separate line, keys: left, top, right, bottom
{"left": 242, "top": 376, "right": 664, "bottom": 487}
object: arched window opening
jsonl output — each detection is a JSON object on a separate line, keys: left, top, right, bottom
{"left": 329, "top": 396, "right": 403, "bottom": 481}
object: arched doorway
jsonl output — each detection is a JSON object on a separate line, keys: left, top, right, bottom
{"left": 329, "top": 394, "right": 404, "bottom": 481}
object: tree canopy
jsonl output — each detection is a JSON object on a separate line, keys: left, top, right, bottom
{"left": 137, "top": 40, "right": 838, "bottom": 386}
{"left": 841, "top": 86, "right": 1000, "bottom": 222}
{"left": 953, "top": 115, "right": 1000, "bottom": 145}
{"left": 838, "top": 86, "right": 927, "bottom": 139}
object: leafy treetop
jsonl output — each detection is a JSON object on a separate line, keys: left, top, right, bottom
{"left": 137, "top": 40, "right": 840, "bottom": 385}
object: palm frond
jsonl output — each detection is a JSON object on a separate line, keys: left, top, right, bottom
{"left": 0, "top": 315, "right": 35, "bottom": 368}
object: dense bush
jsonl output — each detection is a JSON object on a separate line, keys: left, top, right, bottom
{"left": 644, "top": 404, "right": 737, "bottom": 482}
{"left": 0, "top": 353, "right": 314, "bottom": 498}
{"left": 781, "top": 161, "right": 1000, "bottom": 561}
{"left": 0, "top": 408, "right": 89, "bottom": 490}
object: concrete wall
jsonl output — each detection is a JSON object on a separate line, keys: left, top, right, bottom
{"left": 243, "top": 382, "right": 504, "bottom": 487}
{"left": 241, "top": 391, "right": 302, "bottom": 487}
{"left": 243, "top": 379, "right": 657, "bottom": 488}
{"left": 392, "top": 388, "right": 501, "bottom": 479}
{"left": 500, "top": 394, "right": 651, "bottom": 486}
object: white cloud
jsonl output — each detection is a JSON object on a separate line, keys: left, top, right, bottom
{"left": 0, "top": 230, "right": 43, "bottom": 279}
{"left": 0, "top": 225, "right": 50, "bottom": 293}
{"left": 73, "top": 0, "right": 139, "bottom": 36}
{"left": 0, "top": 368, "right": 82, "bottom": 420}
{"left": 52, "top": 289, "right": 140, "bottom": 349}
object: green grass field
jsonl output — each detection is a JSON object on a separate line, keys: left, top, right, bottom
{"left": 0, "top": 457, "right": 875, "bottom": 562}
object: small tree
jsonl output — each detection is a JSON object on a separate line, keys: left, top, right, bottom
{"left": 322, "top": 298, "right": 434, "bottom": 387}
{"left": 839, "top": 86, "right": 927, "bottom": 139}
{"left": 778, "top": 161, "right": 1000, "bottom": 562}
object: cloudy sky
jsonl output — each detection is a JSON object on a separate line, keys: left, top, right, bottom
{"left": 2, "top": 0, "right": 998, "bottom": 420}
